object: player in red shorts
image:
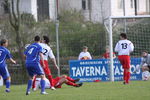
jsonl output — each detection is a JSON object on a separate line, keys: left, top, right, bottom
{"left": 32, "top": 36, "right": 59, "bottom": 90}
{"left": 115, "top": 33, "right": 134, "bottom": 84}
{"left": 33, "top": 75, "right": 82, "bottom": 90}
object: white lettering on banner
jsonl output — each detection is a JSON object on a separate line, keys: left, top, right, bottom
{"left": 115, "top": 66, "right": 120, "bottom": 75}
{"left": 71, "top": 66, "right": 107, "bottom": 77}
{"left": 76, "top": 68, "right": 81, "bottom": 76}
{"left": 86, "top": 67, "right": 90, "bottom": 76}
{"left": 71, "top": 64, "right": 141, "bottom": 77}
{"left": 101, "top": 66, "right": 107, "bottom": 75}
{"left": 95, "top": 67, "right": 101, "bottom": 76}
{"left": 80, "top": 61, "right": 103, "bottom": 65}
{"left": 90, "top": 67, "right": 95, "bottom": 76}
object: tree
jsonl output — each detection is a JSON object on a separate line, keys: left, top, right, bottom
{"left": 5, "top": 0, "right": 24, "bottom": 67}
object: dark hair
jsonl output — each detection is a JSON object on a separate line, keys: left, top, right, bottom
{"left": 34, "top": 35, "right": 40, "bottom": 42}
{"left": 0, "top": 39, "right": 7, "bottom": 46}
{"left": 120, "top": 33, "right": 127, "bottom": 39}
{"left": 43, "top": 36, "right": 49, "bottom": 44}
{"left": 142, "top": 50, "right": 148, "bottom": 54}
{"left": 83, "top": 46, "right": 88, "bottom": 49}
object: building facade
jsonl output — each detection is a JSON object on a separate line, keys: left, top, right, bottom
{"left": 0, "top": 0, "right": 56, "bottom": 21}
{"left": 59, "top": 0, "right": 150, "bottom": 23}
{"left": 0, "top": 0, "right": 149, "bottom": 22}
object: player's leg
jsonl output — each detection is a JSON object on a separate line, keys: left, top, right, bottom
{"left": 32, "top": 75, "right": 37, "bottom": 90}
{"left": 40, "top": 60, "right": 55, "bottom": 90}
{"left": 26, "top": 66, "right": 34, "bottom": 95}
{"left": 124, "top": 56, "right": 131, "bottom": 84}
{"left": 26, "top": 76, "right": 34, "bottom": 95}
{"left": 63, "top": 75, "right": 80, "bottom": 83}
{"left": 0, "top": 66, "right": 11, "bottom": 92}
{"left": 118, "top": 56, "right": 126, "bottom": 83}
{"left": 60, "top": 76, "right": 82, "bottom": 87}
{"left": 36, "top": 63, "right": 48, "bottom": 94}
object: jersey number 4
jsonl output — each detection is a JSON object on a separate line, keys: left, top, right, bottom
{"left": 121, "top": 43, "right": 128, "bottom": 49}
{"left": 28, "top": 48, "right": 34, "bottom": 54}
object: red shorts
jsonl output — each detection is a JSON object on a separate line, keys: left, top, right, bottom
{"left": 118, "top": 55, "right": 130, "bottom": 69}
{"left": 53, "top": 77, "right": 62, "bottom": 88}
{"left": 40, "top": 60, "right": 51, "bottom": 75}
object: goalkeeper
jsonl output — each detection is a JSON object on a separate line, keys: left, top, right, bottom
{"left": 138, "top": 51, "right": 150, "bottom": 72}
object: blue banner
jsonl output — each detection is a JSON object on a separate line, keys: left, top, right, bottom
{"left": 69, "top": 58, "right": 142, "bottom": 82}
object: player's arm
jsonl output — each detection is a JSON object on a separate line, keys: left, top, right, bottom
{"left": 88, "top": 52, "right": 92, "bottom": 59}
{"left": 40, "top": 52, "right": 46, "bottom": 68}
{"left": 129, "top": 42, "right": 134, "bottom": 53}
{"left": 7, "top": 51, "right": 16, "bottom": 64}
{"left": 78, "top": 53, "right": 82, "bottom": 60}
{"left": 9, "top": 58, "right": 16, "bottom": 64}
{"left": 49, "top": 50, "right": 59, "bottom": 70}
{"left": 51, "top": 58, "right": 59, "bottom": 70}
{"left": 113, "top": 53, "right": 116, "bottom": 59}
{"left": 114, "top": 42, "right": 119, "bottom": 52}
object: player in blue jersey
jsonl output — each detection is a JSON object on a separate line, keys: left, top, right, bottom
{"left": 0, "top": 39, "right": 16, "bottom": 93}
{"left": 24, "top": 36, "right": 47, "bottom": 95}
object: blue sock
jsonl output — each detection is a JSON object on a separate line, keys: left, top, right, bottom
{"left": 26, "top": 80, "right": 32, "bottom": 92}
{"left": 6, "top": 80, "right": 10, "bottom": 89}
{"left": 40, "top": 79, "right": 45, "bottom": 93}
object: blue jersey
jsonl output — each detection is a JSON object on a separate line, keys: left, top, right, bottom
{"left": 0, "top": 46, "right": 12, "bottom": 67}
{"left": 24, "top": 43, "right": 42, "bottom": 64}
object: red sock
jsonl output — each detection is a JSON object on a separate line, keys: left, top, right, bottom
{"left": 123, "top": 70, "right": 127, "bottom": 82}
{"left": 48, "top": 75, "right": 54, "bottom": 87}
{"left": 66, "top": 76, "right": 75, "bottom": 82}
{"left": 32, "top": 76, "right": 36, "bottom": 89}
{"left": 66, "top": 81, "right": 77, "bottom": 87}
{"left": 126, "top": 72, "right": 130, "bottom": 83}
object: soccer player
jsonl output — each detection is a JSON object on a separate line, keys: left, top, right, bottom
{"left": 33, "top": 36, "right": 59, "bottom": 90}
{"left": 102, "top": 46, "right": 116, "bottom": 59}
{"left": 78, "top": 46, "right": 92, "bottom": 60}
{"left": 33, "top": 75, "right": 82, "bottom": 90}
{"left": 140, "top": 51, "right": 150, "bottom": 72}
{"left": 24, "top": 36, "right": 47, "bottom": 95}
{"left": 0, "top": 39, "right": 16, "bottom": 92}
{"left": 115, "top": 33, "right": 134, "bottom": 84}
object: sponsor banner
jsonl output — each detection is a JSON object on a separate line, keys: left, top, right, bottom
{"left": 69, "top": 58, "right": 142, "bottom": 82}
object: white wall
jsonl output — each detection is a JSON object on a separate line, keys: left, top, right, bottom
{"left": 49, "top": 0, "right": 56, "bottom": 20}
{"left": 19, "top": 0, "right": 37, "bottom": 21}
{"left": 59, "top": 0, "right": 82, "bottom": 11}
{"left": 137, "top": 0, "right": 147, "bottom": 14}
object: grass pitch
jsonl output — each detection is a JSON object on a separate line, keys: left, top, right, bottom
{"left": 0, "top": 81, "right": 150, "bottom": 100}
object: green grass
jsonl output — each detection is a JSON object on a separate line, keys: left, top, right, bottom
{"left": 0, "top": 81, "right": 150, "bottom": 100}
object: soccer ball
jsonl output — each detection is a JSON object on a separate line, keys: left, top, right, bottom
{"left": 142, "top": 71, "right": 150, "bottom": 81}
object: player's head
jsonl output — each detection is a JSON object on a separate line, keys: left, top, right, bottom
{"left": 105, "top": 46, "right": 109, "bottom": 52}
{"left": 34, "top": 35, "right": 40, "bottom": 42}
{"left": 120, "top": 33, "right": 127, "bottom": 39}
{"left": 83, "top": 46, "right": 88, "bottom": 52}
{"left": 43, "top": 36, "right": 49, "bottom": 44}
{"left": 0, "top": 39, "right": 8, "bottom": 47}
{"left": 142, "top": 50, "right": 148, "bottom": 57}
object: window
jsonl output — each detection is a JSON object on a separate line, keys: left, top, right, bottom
{"left": 82, "top": 0, "right": 86, "bottom": 10}
{"left": 130, "top": 0, "right": 134, "bottom": 8}
{"left": 82, "top": 0, "right": 91, "bottom": 10}
{"left": 2, "top": 1, "right": 10, "bottom": 14}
